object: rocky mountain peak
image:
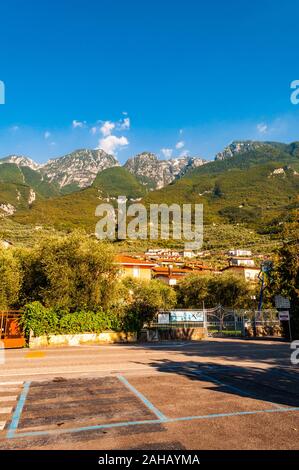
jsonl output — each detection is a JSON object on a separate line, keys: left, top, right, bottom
{"left": 40, "top": 148, "right": 119, "bottom": 189}
{"left": 124, "top": 152, "right": 206, "bottom": 189}
{"left": 0, "top": 154, "right": 41, "bottom": 170}
{"left": 215, "top": 140, "right": 270, "bottom": 161}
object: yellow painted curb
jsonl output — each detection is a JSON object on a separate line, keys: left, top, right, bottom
{"left": 25, "top": 351, "right": 46, "bottom": 358}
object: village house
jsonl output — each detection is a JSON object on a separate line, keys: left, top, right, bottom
{"left": 180, "top": 249, "right": 196, "bottom": 259}
{"left": 228, "top": 249, "right": 252, "bottom": 257}
{"left": 221, "top": 264, "right": 260, "bottom": 282}
{"left": 115, "top": 255, "right": 156, "bottom": 280}
{"left": 229, "top": 257, "right": 255, "bottom": 267}
{"left": 145, "top": 248, "right": 181, "bottom": 260}
{"left": 152, "top": 263, "right": 212, "bottom": 286}
{"left": 222, "top": 249, "right": 260, "bottom": 282}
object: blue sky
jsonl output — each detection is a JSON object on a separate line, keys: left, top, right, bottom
{"left": 0, "top": 0, "right": 298, "bottom": 163}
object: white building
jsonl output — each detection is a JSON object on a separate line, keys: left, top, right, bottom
{"left": 228, "top": 249, "right": 252, "bottom": 257}
{"left": 230, "top": 258, "right": 255, "bottom": 267}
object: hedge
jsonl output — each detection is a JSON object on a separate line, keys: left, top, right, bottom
{"left": 20, "top": 302, "right": 123, "bottom": 338}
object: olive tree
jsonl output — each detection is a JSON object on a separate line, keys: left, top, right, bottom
{"left": 0, "top": 248, "right": 22, "bottom": 309}
{"left": 17, "top": 233, "right": 118, "bottom": 312}
{"left": 123, "top": 278, "right": 177, "bottom": 331}
{"left": 177, "top": 272, "right": 250, "bottom": 309}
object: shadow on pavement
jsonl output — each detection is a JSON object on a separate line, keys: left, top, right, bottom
{"left": 128, "top": 339, "right": 299, "bottom": 408}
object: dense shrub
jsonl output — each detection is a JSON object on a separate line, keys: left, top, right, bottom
{"left": 16, "top": 233, "right": 118, "bottom": 312}
{"left": 20, "top": 302, "right": 59, "bottom": 337}
{"left": 20, "top": 302, "right": 123, "bottom": 337}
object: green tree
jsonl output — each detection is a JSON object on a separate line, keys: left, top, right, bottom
{"left": 0, "top": 248, "right": 22, "bottom": 309}
{"left": 177, "top": 274, "right": 210, "bottom": 308}
{"left": 213, "top": 181, "right": 224, "bottom": 198}
{"left": 177, "top": 272, "right": 250, "bottom": 309}
{"left": 275, "top": 221, "right": 299, "bottom": 337}
{"left": 123, "top": 278, "right": 176, "bottom": 331}
{"left": 207, "top": 273, "right": 250, "bottom": 308}
{"left": 17, "top": 233, "right": 118, "bottom": 312}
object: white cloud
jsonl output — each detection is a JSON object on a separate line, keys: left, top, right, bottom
{"left": 257, "top": 122, "right": 268, "bottom": 134}
{"left": 99, "top": 135, "right": 129, "bottom": 154}
{"left": 90, "top": 126, "right": 98, "bottom": 135}
{"left": 72, "top": 120, "right": 86, "bottom": 129}
{"left": 161, "top": 148, "right": 173, "bottom": 158}
{"left": 176, "top": 140, "right": 185, "bottom": 149}
{"left": 180, "top": 150, "right": 190, "bottom": 157}
{"left": 44, "top": 131, "right": 51, "bottom": 140}
{"left": 100, "top": 121, "right": 115, "bottom": 137}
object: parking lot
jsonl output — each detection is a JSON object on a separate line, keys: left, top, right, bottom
{"left": 0, "top": 338, "right": 298, "bottom": 450}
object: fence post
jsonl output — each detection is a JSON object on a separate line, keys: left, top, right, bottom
{"left": 219, "top": 305, "right": 223, "bottom": 336}
{"left": 253, "top": 311, "right": 257, "bottom": 337}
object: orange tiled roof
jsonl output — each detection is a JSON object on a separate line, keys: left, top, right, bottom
{"left": 115, "top": 255, "right": 156, "bottom": 267}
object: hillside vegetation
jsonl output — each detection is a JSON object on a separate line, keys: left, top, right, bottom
{"left": 0, "top": 163, "right": 60, "bottom": 215}
{"left": 0, "top": 143, "right": 299, "bottom": 244}
{"left": 93, "top": 167, "right": 146, "bottom": 198}
{"left": 145, "top": 144, "right": 299, "bottom": 226}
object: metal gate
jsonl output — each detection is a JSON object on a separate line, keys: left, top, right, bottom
{"left": 0, "top": 311, "right": 25, "bottom": 349}
{"left": 243, "top": 309, "right": 282, "bottom": 338}
{"left": 206, "top": 306, "right": 245, "bottom": 337}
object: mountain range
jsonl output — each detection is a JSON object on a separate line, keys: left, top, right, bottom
{"left": 0, "top": 140, "right": 298, "bottom": 230}
{"left": 0, "top": 149, "right": 206, "bottom": 215}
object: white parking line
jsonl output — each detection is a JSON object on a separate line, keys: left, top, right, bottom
{"left": 0, "top": 387, "right": 19, "bottom": 393}
{"left": 0, "top": 407, "right": 13, "bottom": 414}
{"left": 0, "top": 367, "right": 154, "bottom": 378}
{"left": 0, "top": 381, "right": 24, "bottom": 386}
{"left": 0, "top": 396, "right": 17, "bottom": 402}
{"left": 0, "top": 421, "right": 6, "bottom": 431}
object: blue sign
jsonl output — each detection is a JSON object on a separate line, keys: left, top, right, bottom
{"left": 169, "top": 310, "right": 204, "bottom": 322}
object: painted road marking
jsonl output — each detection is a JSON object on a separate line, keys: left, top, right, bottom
{"left": 0, "top": 381, "right": 24, "bottom": 385}
{"left": 7, "top": 381, "right": 31, "bottom": 439}
{"left": 25, "top": 351, "right": 46, "bottom": 358}
{"left": 0, "top": 396, "right": 17, "bottom": 402}
{"left": 0, "top": 366, "right": 155, "bottom": 379}
{"left": 8, "top": 406, "right": 299, "bottom": 439}
{"left": 0, "top": 421, "right": 6, "bottom": 431}
{"left": 117, "top": 374, "right": 167, "bottom": 421}
{"left": 0, "top": 407, "right": 13, "bottom": 414}
{"left": 0, "top": 364, "right": 193, "bottom": 380}
{"left": 0, "top": 382, "right": 23, "bottom": 434}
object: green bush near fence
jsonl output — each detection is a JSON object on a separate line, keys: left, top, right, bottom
{"left": 20, "top": 301, "right": 124, "bottom": 338}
